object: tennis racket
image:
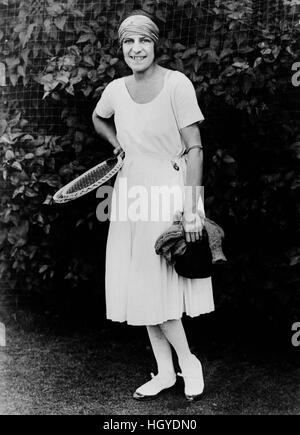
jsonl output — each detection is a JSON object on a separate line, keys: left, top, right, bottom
{"left": 53, "top": 150, "right": 125, "bottom": 204}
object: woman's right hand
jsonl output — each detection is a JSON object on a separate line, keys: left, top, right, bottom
{"left": 182, "top": 211, "right": 204, "bottom": 243}
{"left": 113, "top": 144, "right": 123, "bottom": 156}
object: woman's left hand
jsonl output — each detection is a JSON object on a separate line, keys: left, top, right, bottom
{"left": 182, "top": 211, "right": 205, "bottom": 243}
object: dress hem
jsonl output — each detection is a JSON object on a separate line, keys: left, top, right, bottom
{"left": 106, "top": 308, "right": 215, "bottom": 326}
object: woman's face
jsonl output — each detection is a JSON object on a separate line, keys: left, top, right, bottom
{"left": 122, "top": 34, "right": 155, "bottom": 72}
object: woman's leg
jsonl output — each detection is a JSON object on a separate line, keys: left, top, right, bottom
{"left": 160, "top": 318, "right": 204, "bottom": 399}
{"left": 133, "top": 325, "right": 176, "bottom": 398}
{"left": 146, "top": 325, "right": 176, "bottom": 376}
{"left": 159, "top": 319, "right": 194, "bottom": 372}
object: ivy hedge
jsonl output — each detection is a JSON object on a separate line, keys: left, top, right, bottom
{"left": 0, "top": 0, "right": 299, "bottom": 336}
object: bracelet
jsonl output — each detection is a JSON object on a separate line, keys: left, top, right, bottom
{"left": 185, "top": 145, "right": 203, "bottom": 154}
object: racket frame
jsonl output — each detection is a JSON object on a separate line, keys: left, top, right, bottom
{"left": 53, "top": 153, "right": 124, "bottom": 204}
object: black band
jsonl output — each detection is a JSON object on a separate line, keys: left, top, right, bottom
{"left": 185, "top": 145, "right": 203, "bottom": 154}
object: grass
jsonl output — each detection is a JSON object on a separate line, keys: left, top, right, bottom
{"left": 0, "top": 318, "right": 299, "bottom": 415}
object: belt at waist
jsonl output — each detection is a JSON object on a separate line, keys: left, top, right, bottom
{"left": 123, "top": 152, "right": 186, "bottom": 172}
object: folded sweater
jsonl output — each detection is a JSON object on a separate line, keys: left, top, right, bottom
{"left": 154, "top": 215, "right": 227, "bottom": 266}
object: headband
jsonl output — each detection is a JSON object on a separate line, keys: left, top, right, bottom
{"left": 118, "top": 15, "right": 159, "bottom": 45}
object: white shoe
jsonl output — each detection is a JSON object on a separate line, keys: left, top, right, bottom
{"left": 177, "top": 355, "right": 204, "bottom": 401}
{"left": 133, "top": 372, "right": 177, "bottom": 401}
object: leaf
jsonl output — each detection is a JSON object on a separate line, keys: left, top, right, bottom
{"left": 71, "top": 9, "right": 85, "bottom": 18}
{"left": 0, "top": 229, "right": 7, "bottom": 246}
{"left": 20, "top": 134, "right": 34, "bottom": 142}
{"left": 0, "top": 61, "right": 5, "bottom": 86}
{"left": 238, "top": 46, "right": 254, "bottom": 54}
{"left": 232, "top": 61, "right": 249, "bottom": 69}
{"left": 65, "top": 84, "right": 74, "bottom": 95}
{"left": 44, "top": 18, "right": 52, "bottom": 34}
{"left": 5, "top": 150, "right": 14, "bottom": 160}
{"left": 66, "top": 116, "right": 77, "bottom": 127}
{"left": 56, "top": 72, "right": 70, "bottom": 84}
{"left": 77, "top": 34, "right": 93, "bottom": 43}
{"left": 17, "top": 65, "right": 26, "bottom": 77}
{"left": 39, "top": 265, "right": 49, "bottom": 274}
{"left": 54, "top": 16, "right": 67, "bottom": 31}
{"left": 43, "top": 91, "right": 51, "bottom": 100}
{"left": 5, "top": 57, "right": 20, "bottom": 69}
{"left": 21, "top": 48, "right": 30, "bottom": 64}
{"left": 36, "top": 73, "right": 54, "bottom": 85}
{"left": 192, "top": 57, "right": 201, "bottom": 73}
{"left": 33, "top": 44, "right": 41, "bottom": 58}
{"left": 83, "top": 55, "right": 94, "bottom": 66}
{"left": 12, "top": 185, "right": 25, "bottom": 198}
{"left": 173, "top": 43, "right": 186, "bottom": 51}
{"left": 11, "top": 161, "right": 22, "bottom": 171}
{"left": 14, "top": 23, "right": 26, "bottom": 33}
{"left": 110, "top": 58, "right": 119, "bottom": 66}
{"left": 24, "top": 153, "right": 35, "bottom": 159}
{"left": 7, "top": 221, "right": 29, "bottom": 245}
{"left": 46, "top": 4, "right": 64, "bottom": 16}
{"left": 23, "top": 23, "right": 36, "bottom": 47}
{"left": 106, "top": 67, "right": 115, "bottom": 79}
{"left": 81, "top": 85, "right": 93, "bottom": 97}
{"left": 242, "top": 76, "right": 253, "bottom": 94}
{"left": 25, "top": 188, "right": 39, "bottom": 197}
{"left": 177, "top": 0, "right": 190, "bottom": 6}
{"left": 219, "top": 48, "right": 233, "bottom": 60}
{"left": 0, "top": 120, "right": 7, "bottom": 136}
{"left": 223, "top": 155, "right": 235, "bottom": 164}
{"left": 155, "top": 8, "right": 167, "bottom": 22}
{"left": 289, "top": 141, "right": 300, "bottom": 159}
{"left": 10, "top": 132, "right": 24, "bottom": 141}
{"left": 43, "top": 194, "right": 53, "bottom": 205}
{"left": 254, "top": 57, "right": 262, "bottom": 68}
{"left": 182, "top": 47, "right": 197, "bottom": 60}
{"left": 213, "top": 20, "right": 222, "bottom": 31}
{"left": 0, "top": 134, "right": 14, "bottom": 145}
{"left": 70, "top": 74, "right": 83, "bottom": 86}
{"left": 39, "top": 174, "right": 59, "bottom": 187}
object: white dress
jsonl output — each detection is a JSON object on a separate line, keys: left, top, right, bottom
{"left": 95, "top": 69, "right": 215, "bottom": 326}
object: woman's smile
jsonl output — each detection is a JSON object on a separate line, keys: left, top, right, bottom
{"left": 130, "top": 56, "right": 147, "bottom": 62}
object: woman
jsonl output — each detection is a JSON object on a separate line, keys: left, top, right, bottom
{"left": 92, "top": 10, "right": 214, "bottom": 401}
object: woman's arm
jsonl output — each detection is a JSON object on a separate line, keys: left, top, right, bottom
{"left": 180, "top": 122, "right": 204, "bottom": 243}
{"left": 92, "top": 109, "right": 123, "bottom": 154}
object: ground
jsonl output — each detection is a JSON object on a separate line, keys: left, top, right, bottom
{"left": 0, "top": 318, "right": 299, "bottom": 415}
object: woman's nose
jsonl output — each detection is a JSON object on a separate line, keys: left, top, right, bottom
{"left": 132, "top": 41, "right": 142, "bottom": 52}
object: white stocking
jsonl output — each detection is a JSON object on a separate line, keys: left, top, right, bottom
{"left": 146, "top": 325, "right": 176, "bottom": 376}
{"left": 134, "top": 325, "right": 176, "bottom": 396}
{"left": 159, "top": 319, "right": 195, "bottom": 373}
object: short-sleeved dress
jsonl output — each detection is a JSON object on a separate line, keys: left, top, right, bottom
{"left": 95, "top": 69, "right": 214, "bottom": 326}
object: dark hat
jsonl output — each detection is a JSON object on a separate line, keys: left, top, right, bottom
{"left": 174, "top": 228, "right": 212, "bottom": 279}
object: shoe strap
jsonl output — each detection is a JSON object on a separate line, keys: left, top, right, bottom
{"left": 151, "top": 372, "right": 176, "bottom": 384}
{"left": 177, "top": 372, "right": 203, "bottom": 380}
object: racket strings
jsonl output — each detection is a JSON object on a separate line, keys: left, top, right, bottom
{"left": 54, "top": 156, "right": 121, "bottom": 201}
{"left": 67, "top": 160, "right": 117, "bottom": 193}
